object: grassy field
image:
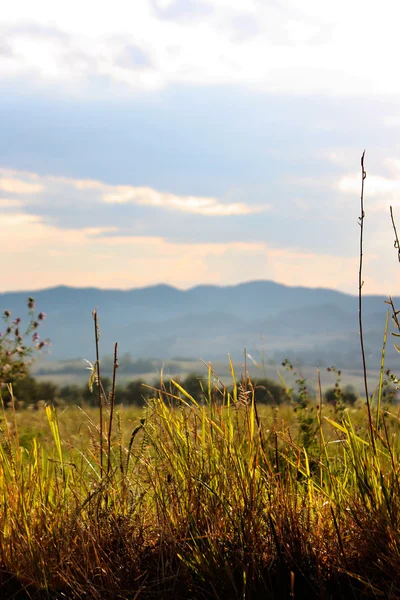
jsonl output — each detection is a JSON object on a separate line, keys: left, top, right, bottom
{"left": 0, "top": 360, "right": 400, "bottom": 599}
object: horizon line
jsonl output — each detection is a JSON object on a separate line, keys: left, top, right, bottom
{"left": 0, "top": 278, "right": 370, "bottom": 298}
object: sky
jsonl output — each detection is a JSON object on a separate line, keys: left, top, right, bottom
{"left": 1, "top": 0, "right": 400, "bottom": 295}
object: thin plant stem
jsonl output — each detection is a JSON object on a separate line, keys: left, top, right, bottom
{"left": 390, "top": 205, "right": 400, "bottom": 262}
{"left": 317, "top": 368, "right": 323, "bottom": 487}
{"left": 358, "top": 151, "right": 375, "bottom": 453}
{"left": 107, "top": 342, "right": 118, "bottom": 477}
{"left": 93, "top": 308, "right": 104, "bottom": 475}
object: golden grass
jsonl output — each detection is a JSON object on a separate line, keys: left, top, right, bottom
{"left": 0, "top": 371, "right": 399, "bottom": 599}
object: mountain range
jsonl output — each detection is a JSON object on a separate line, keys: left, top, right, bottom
{"left": 0, "top": 280, "right": 398, "bottom": 369}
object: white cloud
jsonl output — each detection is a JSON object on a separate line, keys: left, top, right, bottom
{"left": 0, "top": 198, "right": 23, "bottom": 207}
{"left": 103, "top": 185, "right": 269, "bottom": 215}
{"left": 337, "top": 158, "right": 400, "bottom": 213}
{"left": 339, "top": 174, "right": 400, "bottom": 197}
{"left": 0, "top": 167, "right": 269, "bottom": 216}
{"left": 0, "top": 177, "right": 43, "bottom": 194}
{"left": 0, "top": 0, "right": 399, "bottom": 95}
{"left": 383, "top": 116, "right": 400, "bottom": 128}
{"left": 293, "top": 198, "right": 310, "bottom": 211}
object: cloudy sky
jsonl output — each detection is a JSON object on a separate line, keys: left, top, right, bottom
{"left": 1, "top": 0, "right": 400, "bottom": 294}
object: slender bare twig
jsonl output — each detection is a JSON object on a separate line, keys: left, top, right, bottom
{"left": 107, "top": 342, "right": 118, "bottom": 477}
{"left": 390, "top": 206, "right": 400, "bottom": 262}
{"left": 358, "top": 151, "right": 375, "bottom": 453}
{"left": 93, "top": 308, "right": 104, "bottom": 474}
{"left": 386, "top": 208, "right": 400, "bottom": 341}
{"left": 385, "top": 295, "right": 400, "bottom": 340}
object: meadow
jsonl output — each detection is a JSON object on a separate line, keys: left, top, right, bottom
{"left": 0, "top": 354, "right": 400, "bottom": 599}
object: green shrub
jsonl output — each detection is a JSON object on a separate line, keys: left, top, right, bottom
{"left": 0, "top": 297, "right": 49, "bottom": 390}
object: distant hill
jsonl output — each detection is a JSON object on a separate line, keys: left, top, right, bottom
{"left": 0, "top": 280, "right": 397, "bottom": 369}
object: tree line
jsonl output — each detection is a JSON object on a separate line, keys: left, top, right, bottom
{"left": 2, "top": 372, "right": 364, "bottom": 409}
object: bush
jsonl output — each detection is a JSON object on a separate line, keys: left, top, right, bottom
{"left": 124, "top": 379, "right": 149, "bottom": 405}
{"left": 325, "top": 384, "right": 357, "bottom": 407}
{"left": 0, "top": 297, "right": 49, "bottom": 390}
{"left": 231, "top": 377, "right": 288, "bottom": 405}
{"left": 3, "top": 376, "right": 58, "bottom": 408}
{"left": 253, "top": 377, "right": 288, "bottom": 405}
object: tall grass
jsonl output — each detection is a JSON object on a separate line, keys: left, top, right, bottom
{"left": 0, "top": 365, "right": 399, "bottom": 599}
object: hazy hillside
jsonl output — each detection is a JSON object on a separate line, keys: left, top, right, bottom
{"left": 0, "top": 280, "right": 397, "bottom": 368}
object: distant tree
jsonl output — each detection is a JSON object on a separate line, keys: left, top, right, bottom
{"left": 59, "top": 384, "right": 84, "bottom": 405}
{"left": 342, "top": 386, "right": 359, "bottom": 406}
{"left": 36, "top": 381, "right": 58, "bottom": 404}
{"left": 4, "top": 376, "right": 57, "bottom": 408}
{"left": 253, "top": 378, "right": 288, "bottom": 405}
{"left": 9, "top": 375, "right": 38, "bottom": 406}
{"left": 125, "top": 379, "right": 148, "bottom": 405}
{"left": 231, "top": 378, "right": 287, "bottom": 405}
{"left": 381, "top": 384, "right": 397, "bottom": 405}
{"left": 325, "top": 385, "right": 357, "bottom": 407}
{"left": 82, "top": 377, "right": 112, "bottom": 406}
{"left": 182, "top": 373, "right": 205, "bottom": 402}
{"left": 324, "top": 388, "right": 337, "bottom": 405}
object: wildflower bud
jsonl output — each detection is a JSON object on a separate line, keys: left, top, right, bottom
{"left": 13, "top": 318, "right": 21, "bottom": 326}
{"left": 32, "top": 333, "right": 39, "bottom": 342}
{"left": 27, "top": 297, "right": 35, "bottom": 309}
{"left": 38, "top": 312, "right": 46, "bottom": 321}
{"left": 32, "top": 321, "right": 39, "bottom": 329}
{"left": 3, "top": 310, "right": 10, "bottom": 318}
{"left": 15, "top": 328, "right": 19, "bottom": 337}
{"left": 6, "top": 327, "right": 11, "bottom": 335}
{"left": 37, "top": 341, "right": 45, "bottom": 349}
